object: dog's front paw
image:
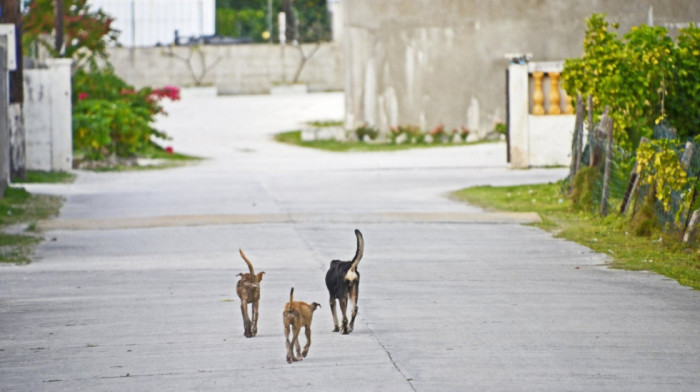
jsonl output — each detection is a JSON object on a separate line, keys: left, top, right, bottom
{"left": 332, "top": 326, "right": 340, "bottom": 332}
{"left": 296, "top": 354, "right": 304, "bottom": 361}
{"left": 287, "top": 356, "right": 293, "bottom": 364}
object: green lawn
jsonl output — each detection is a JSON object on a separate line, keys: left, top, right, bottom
{"left": 450, "top": 182, "right": 700, "bottom": 290}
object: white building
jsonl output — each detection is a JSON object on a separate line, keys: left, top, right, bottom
{"left": 90, "top": 0, "right": 215, "bottom": 47}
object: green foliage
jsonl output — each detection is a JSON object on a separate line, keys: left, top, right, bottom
{"left": 636, "top": 138, "right": 689, "bottom": 212}
{"left": 72, "top": 69, "right": 176, "bottom": 160}
{"left": 355, "top": 125, "right": 379, "bottom": 141}
{"left": 22, "top": 0, "right": 119, "bottom": 70}
{"left": 667, "top": 24, "right": 700, "bottom": 138}
{"left": 215, "top": 0, "right": 329, "bottom": 43}
{"left": 216, "top": 8, "right": 267, "bottom": 41}
{"left": 562, "top": 15, "right": 700, "bottom": 148}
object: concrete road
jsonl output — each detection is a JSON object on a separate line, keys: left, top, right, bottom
{"left": 2, "top": 92, "right": 698, "bottom": 391}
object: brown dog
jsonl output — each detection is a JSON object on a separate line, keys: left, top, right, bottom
{"left": 236, "top": 249, "right": 264, "bottom": 338}
{"left": 283, "top": 287, "right": 320, "bottom": 363}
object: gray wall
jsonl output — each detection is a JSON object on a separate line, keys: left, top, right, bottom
{"left": 343, "top": 0, "right": 700, "bottom": 137}
{"left": 108, "top": 43, "right": 344, "bottom": 95}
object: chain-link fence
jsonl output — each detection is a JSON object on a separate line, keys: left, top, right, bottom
{"left": 565, "top": 96, "right": 700, "bottom": 242}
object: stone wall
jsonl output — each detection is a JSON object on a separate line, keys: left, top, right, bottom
{"left": 108, "top": 42, "right": 344, "bottom": 95}
{"left": 343, "top": 0, "right": 700, "bottom": 137}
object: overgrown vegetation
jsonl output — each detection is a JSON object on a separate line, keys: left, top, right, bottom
{"left": 562, "top": 14, "right": 700, "bottom": 147}
{"left": 561, "top": 16, "right": 700, "bottom": 243}
{"left": 216, "top": 0, "right": 330, "bottom": 43}
{"left": 451, "top": 183, "right": 700, "bottom": 290}
{"left": 0, "top": 187, "right": 63, "bottom": 264}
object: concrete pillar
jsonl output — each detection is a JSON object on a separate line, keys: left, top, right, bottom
{"left": 47, "top": 59, "right": 72, "bottom": 171}
{"left": 328, "top": 0, "right": 344, "bottom": 43}
{"left": 507, "top": 60, "right": 529, "bottom": 168}
{"left": 24, "top": 58, "right": 72, "bottom": 172}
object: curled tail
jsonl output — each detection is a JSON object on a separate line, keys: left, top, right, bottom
{"left": 349, "top": 229, "right": 364, "bottom": 272}
{"left": 239, "top": 249, "right": 257, "bottom": 283}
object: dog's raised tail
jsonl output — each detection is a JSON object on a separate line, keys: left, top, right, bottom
{"left": 289, "top": 287, "right": 294, "bottom": 304}
{"left": 239, "top": 248, "right": 256, "bottom": 282}
{"left": 349, "top": 229, "right": 364, "bottom": 271}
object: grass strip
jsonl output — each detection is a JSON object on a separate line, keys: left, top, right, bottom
{"left": 450, "top": 182, "right": 700, "bottom": 290}
{"left": 0, "top": 187, "right": 64, "bottom": 264}
{"left": 274, "top": 130, "right": 494, "bottom": 152}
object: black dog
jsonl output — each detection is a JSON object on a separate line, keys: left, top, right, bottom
{"left": 325, "top": 229, "right": 364, "bottom": 334}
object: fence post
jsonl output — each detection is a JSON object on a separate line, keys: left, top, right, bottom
{"left": 683, "top": 210, "right": 700, "bottom": 243}
{"left": 568, "top": 94, "right": 584, "bottom": 183}
{"left": 587, "top": 95, "right": 594, "bottom": 166}
{"left": 620, "top": 137, "right": 649, "bottom": 214}
{"left": 599, "top": 107, "right": 613, "bottom": 216}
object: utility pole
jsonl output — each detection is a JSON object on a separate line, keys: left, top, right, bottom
{"left": 54, "top": 0, "right": 65, "bottom": 56}
{"left": 0, "top": 0, "right": 25, "bottom": 180}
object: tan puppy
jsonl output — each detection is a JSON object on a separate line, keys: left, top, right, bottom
{"left": 236, "top": 249, "right": 264, "bottom": 338}
{"left": 283, "top": 287, "right": 320, "bottom": 363}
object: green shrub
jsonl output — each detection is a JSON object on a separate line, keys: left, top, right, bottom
{"left": 72, "top": 69, "right": 178, "bottom": 160}
{"left": 355, "top": 125, "right": 379, "bottom": 141}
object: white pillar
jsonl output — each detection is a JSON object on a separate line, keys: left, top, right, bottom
{"left": 508, "top": 61, "right": 530, "bottom": 168}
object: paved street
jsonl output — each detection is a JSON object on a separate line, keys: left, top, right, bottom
{"left": 2, "top": 92, "right": 699, "bottom": 391}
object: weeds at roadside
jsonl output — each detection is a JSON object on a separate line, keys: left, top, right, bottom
{"left": 0, "top": 185, "right": 64, "bottom": 264}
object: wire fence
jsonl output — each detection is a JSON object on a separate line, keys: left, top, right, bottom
{"left": 566, "top": 95, "right": 700, "bottom": 242}
{"left": 90, "top": 0, "right": 216, "bottom": 47}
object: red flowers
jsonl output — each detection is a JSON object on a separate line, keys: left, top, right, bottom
{"left": 151, "top": 86, "right": 180, "bottom": 101}
{"left": 78, "top": 92, "right": 89, "bottom": 101}
{"left": 165, "top": 146, "right": 174, "bottom": 154}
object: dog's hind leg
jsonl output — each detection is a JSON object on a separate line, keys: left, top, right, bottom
{"left": 292, "top": 324, "right": 303, "bottom": 361}
{"left": 284, "top": 324, "right": 294, "bottom": 363}
{"left": 348, "top": 285, "right": 359, "bottom": 333}
{"left": 329, "top": 296, "right": 340, "bottom": 332}
{"left": 302, "top": 325, "right": 312, "bottom": 358}
{"left": 339, "top": 297, "right": 349, "bottom": 334}
{"left": 240, "top": 301, "right": 252, "bottom": 337}
{"left": 251, "top": 300, "right": 259, "bottom": 337}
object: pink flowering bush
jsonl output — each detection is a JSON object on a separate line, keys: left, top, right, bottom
{"left": 72, "top": 68, "right": 179, "bottom": 160}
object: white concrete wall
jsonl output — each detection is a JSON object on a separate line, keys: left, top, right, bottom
{"left": 108, "top": 43, "right": 343, "bottom": 94}
{"left": 343, "top": 0, "right": 699, "bottom": 139}
{"left": 23, "top": 59, "right": 73, "bottom": 172}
